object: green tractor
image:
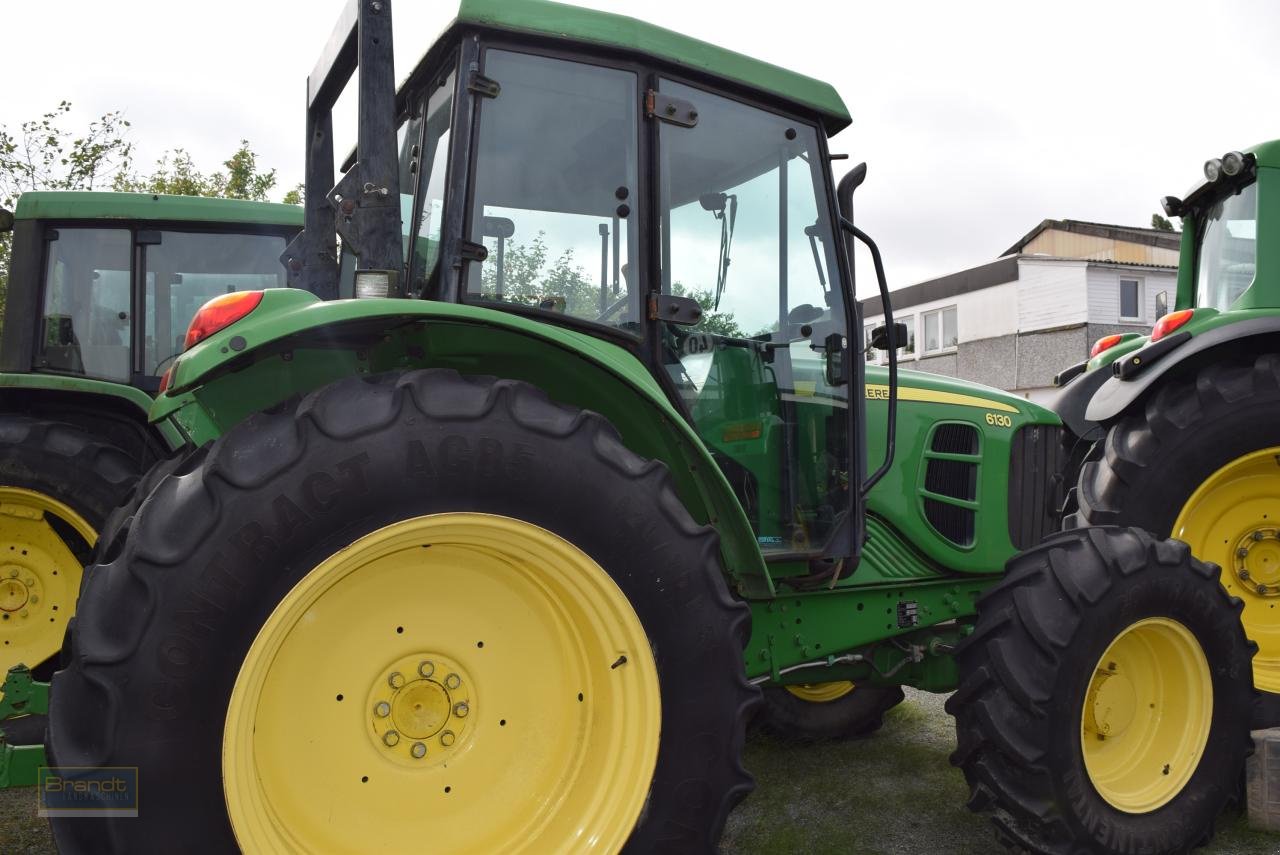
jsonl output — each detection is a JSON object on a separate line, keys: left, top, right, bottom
{"left": 1052, "top": 142, "right": 1280, "bottom": 723}
{"left": 0, "top": 191, "right": 301, "bottom": 784}
{"left": 46, "top": 2, "right": 1254, "bottom": 852}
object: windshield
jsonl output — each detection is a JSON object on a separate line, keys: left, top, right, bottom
{"left": 144, "top": 231, "right": 288, "bottom": 374}
{"left": 1195, "top": 181, "right": 1257, "bottom": 311}
{"left": 39, "top": 228, "right": 132, "bottom": 381}
{"left": 465, "top": 50, "right": 639, "bottom": 332}
{"left": 658, "top": 79, "right": 849, "bottom": 555}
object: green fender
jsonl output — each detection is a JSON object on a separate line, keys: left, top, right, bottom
{"left": 0, "top": 372, "right": 184, "bottom": 450}
{"left": 153, "top": 289, "right": 771, "bottom": 593}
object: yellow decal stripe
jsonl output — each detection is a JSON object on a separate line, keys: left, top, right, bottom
{"left": 864, "top": 384, "right": 1019, "bottom": 413}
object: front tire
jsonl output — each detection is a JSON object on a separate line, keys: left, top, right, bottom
{"left": 49, "top": 370, "right": 756, "bottom": 854}
{"left": 947, "top": 527, "right": 1253, "bottom": 855}
{"left": 757, "top": 681, "right": 903, "bottom": 742}
{"left": 1071, "top": 353, "right": 1280, "bottom": 722}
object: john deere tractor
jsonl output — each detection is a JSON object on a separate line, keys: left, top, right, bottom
{"left": 46, "top": 2, "right": 1254, "bottom": 853}
{"left": 1053, "top": 142, "right": 1280, "bottom": 723}
{"left": 0, "top": 191, "right": 300, "bottom": 785}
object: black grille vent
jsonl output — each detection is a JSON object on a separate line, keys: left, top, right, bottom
{"left": 925, "top": 459, "right": 977, "bottom": 501}
{"left": 931, "top": 423, "right": 979, "bottom": 455}
{"left": 925, "top": 498, "right": 975, "bottom": 546}
{"left": 1009, "top": 424, "right": 1067, "bottom": 549}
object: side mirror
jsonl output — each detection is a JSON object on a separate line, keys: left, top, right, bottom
{"left": 1155, "top": 291, "right": 1169, "bottom": 320}
{"left": 870, "top": 322, "right": 907, "bottom": 351}
{"left": 0, "top": 208, "right": 13, "bottom": 233}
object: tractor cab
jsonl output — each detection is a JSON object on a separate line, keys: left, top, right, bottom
{"left": 305, "top": 0, "right": 870, "bottom": 559}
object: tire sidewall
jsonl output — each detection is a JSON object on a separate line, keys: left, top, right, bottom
{"left": 1046, "top": 566, "right": 1250, "bottom": 850}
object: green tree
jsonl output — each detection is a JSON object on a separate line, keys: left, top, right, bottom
{"left": 0, "top": 101, "right": 135, "bottom": 332}
{"left": 479, "top": 233, "right": 598, "bottom": 316}
{"left": 114, "top": 140, "right": 277, "bottom": 201}
{"left": 1151, "top": 213, "right": 1175, "bottom": 231}
{"left": 671, "top": 282, "right": 744, "bottom": 337}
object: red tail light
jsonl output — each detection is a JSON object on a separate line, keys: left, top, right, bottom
{"left": 1151, "top": 309, "right": 1194, "bottom": 342}
{"left": 184, "top": 291, "right": 264, "bottom": 350}
{"left": 158, "top": 367, "right": 173, "bottom": 394}
{"left": 1090, "top": 334, "right": 1125, "bottom": 359}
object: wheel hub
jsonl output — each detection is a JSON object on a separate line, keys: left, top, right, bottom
{"left": 1233, "top": 528, "right": 1280, "bottom": 596}
{"left": 1084, "top": 665, "right": 1137, "bottom": 738}
{"left": 367, "top": 652, "right": 473, "bottom": 765}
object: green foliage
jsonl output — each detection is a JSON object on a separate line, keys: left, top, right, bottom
{"left": 1151, "top": 213, "right": 1175, "bottom": 231}
{"left": 282, "top": 183, "right": 305, "bottom": 206}
{"left": 479, "top": 233, "right": 599, "bottom": 316}
{"left": 113, "top": 140, "right": 277, "bottom": 201}
{"left": 0, "top": 101, "right": 135, "bottom": 332}
{"left": 672, "top": 282, "right": 744, "bottom": 337}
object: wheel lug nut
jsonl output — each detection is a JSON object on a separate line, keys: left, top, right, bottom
{"left": 1239, "top": 548, "right": 1251, "bottom": 558}
{"left": 388, "top": 671, "right": 405, "bottom": 689}
{"left": 418, "top": 660, "right": 435, "bottom": 678}
{"left": 24, "top": 577, "right": 34, "bottom": 587}
{"left": 8, "top": 569, "right": 17, "bottom": 578}
{"left": 1241, "top": 570, "right": 1252, "bottom": 581}
{"left": 453, "top": 701, "right": 469, "bottom": 718}
{"left": 383, "top": 730, "right": 400, "bottom": 747}
{"left": 444, "top": 673, "right": 461, "bottom": 690}
{"left": 1255, "top": 531, "right": 1266, "bottom": 542}
{"left": 1261, "top": 584, "right": 1271, "bottom": 595}
{"left": 28, "top": 595, "right": 37, "bottom": 604}
{"left": 440, "top": 730, "right": 456, "bottom": 747}
{"left": 411, "top": 741, "right": 427, "bottom": 759}
{"left": 374, "top": 701, "right": 391, "bottom": 718}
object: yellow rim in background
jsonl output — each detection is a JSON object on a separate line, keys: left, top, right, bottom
{"left": 785, "top": 681, "right": 856, "bottom": 703}
{"left": 1173, "top": 447, "right": 1280, "bottom": 693}
{"left": 1080, "top": 617, "right": 1212, "bottom": 813}
{"left": 223, "top": 512, "right": 661, "bottom": 855}
{"left": 0, "top": 487, "right": 94, "bottom": 673}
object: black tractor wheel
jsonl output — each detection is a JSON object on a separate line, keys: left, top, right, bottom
{"left": 0, "top": 415, "right": 137, "bottom": 680}
{"left": 757, "top": 681, "right": 903, "bottom": 742}
{"left": 948, "top": 527, "right": 1253, "bottom": 855}
{"left": 1071, "top": 352, "right": 1280, "bottom": 723}
{"left": 49, "top": 369, "right": 757, "bottom": 854}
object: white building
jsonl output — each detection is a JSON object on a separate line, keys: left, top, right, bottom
{"left": 861, "top": 219, "right": 1179, "bottom": 402}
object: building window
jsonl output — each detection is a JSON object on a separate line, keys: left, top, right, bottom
{"left": 1120, "top": 278, "right": 1142, "bottom": 321}
{"left": 922, "top": 306, "right": 957, "bottom": 354}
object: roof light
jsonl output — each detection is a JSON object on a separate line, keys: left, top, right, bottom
{"left": 1221, "top": 151, "right": 1246, "bottom": 177}
{"left": 355, "top": 270, "right": 398, "bottom": 299}
{"left": 1090, "top": 334, "right": 1125, "bottom": 359}
{"left": 1204, "top": 158, "right": 1223, "bottom": 182}
{"left": 1151, "top": 308, "right": 1194, "bottom": 342}
{"left": 184, "top": 291, "right": 264, "bottom": 350}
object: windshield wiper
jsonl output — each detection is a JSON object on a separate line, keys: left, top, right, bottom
{"left": 700, "top": 192, "right": 737, "bottom": 309}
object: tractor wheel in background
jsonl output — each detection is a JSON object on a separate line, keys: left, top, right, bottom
{"left": 948, "top": 527, "right": 1253, "bottom": 855}
{"left": 1070, "top": 352, "right": 1280, "bottom": 724}
{"left": 49, "top": 369, "right": 757, "bottom": 854}
{"left": 757, "top": 681, "right": 904, "bottom": 741}
{"left": 0, "top": 415, "right": 137, "bottom": 682}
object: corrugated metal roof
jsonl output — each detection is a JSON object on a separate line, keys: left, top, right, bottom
{"left": 1001, "top": 218, "right": 1181, "bottom": 257}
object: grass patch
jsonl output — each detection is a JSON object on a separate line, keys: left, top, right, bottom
{"left": 0, "top": 690, "right": 1275, "bottom": 854}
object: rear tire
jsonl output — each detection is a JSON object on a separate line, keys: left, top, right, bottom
{"left": 757, "top": 682, "right": 903, "bottom": 742}
{"left": 947, "top": 527, "right": 1253, "bottom": 855}
{"left": 1071, "top": 352, "right": 1280, "bottom": 724}
{"left": 49, "top": 370, "right": 756, "bottom": 854}
{"left": 0, "top": 415, "right": 136, "bottom": 677}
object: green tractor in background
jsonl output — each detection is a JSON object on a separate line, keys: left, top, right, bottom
{"left": 1052, "top": 142, "right": 1280, "bottom": 723}
{"left": 45, "top": 2, "right": 1256, "bottom": 853}
{"left": 0, "top": 191, "right": 300, "bottom": 784}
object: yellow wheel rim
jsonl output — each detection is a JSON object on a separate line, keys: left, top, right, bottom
{"left": 0, "top": 487, "right": 94, "bottom": 673}
{"left": 224, "top": 513, "right": 661, "bottom": 855}
{"left": 1080, "top": 617, "right": 1212, "bottom": 813}
{"left": 1174, "top": 447, "right": 1280, "bottom": 693}
{"left": 785, "top": 681, "right": 856, "bottom": 703}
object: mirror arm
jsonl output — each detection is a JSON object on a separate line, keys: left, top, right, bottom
{"left": 840, "top": 215, "right": 897, "bottom": 497}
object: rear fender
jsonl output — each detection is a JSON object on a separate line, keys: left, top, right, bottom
{"left": 152, "top": 291, "right": 770, "bottom": 593}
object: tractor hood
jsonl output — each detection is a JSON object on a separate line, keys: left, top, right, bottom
{"left": 865, "top": 364, "right": 1057, "bottom": 423}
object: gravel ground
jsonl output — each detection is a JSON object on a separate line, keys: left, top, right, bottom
{"left": 2, "top": 691, "right": 1277, "bottom": 853}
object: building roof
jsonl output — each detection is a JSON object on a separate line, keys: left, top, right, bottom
{"left": 1001, "top": 218, "right": 1180, "bottom": 258}
{"left": 449, "top": 0, "right": 851, "bottom": 133}
{"left": 859, "top": 256, "right": 1019, "bottom": 317}
{"left": 13, "top": 191, "right": 304, "bottom": 227}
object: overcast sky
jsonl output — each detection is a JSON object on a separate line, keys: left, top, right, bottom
{"left": 4, "top": 0, "right": 1277, "bottom": 297}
